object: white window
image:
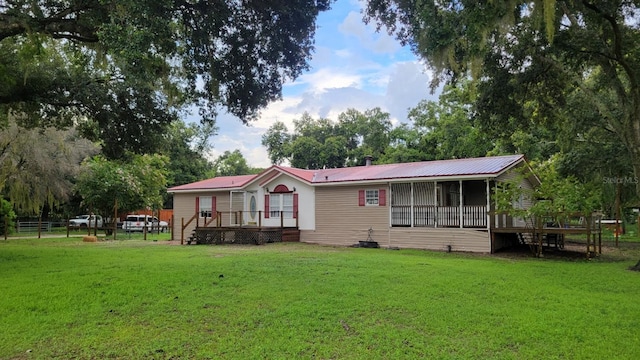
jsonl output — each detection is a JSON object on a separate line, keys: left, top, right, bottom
{"left": 282, "top": 193, "right": 294, "bottom": 218}
{"left": 365, "top": 190, "right": 379, "bottom": 206}
{"left": 199, "top": 196, "right": 212, "bottom": 218}
{"left": 269, "top": 194, "right": 280, "bottom": 218}
{"left": 269, "top": 193, "right": 294, "bottom": 218}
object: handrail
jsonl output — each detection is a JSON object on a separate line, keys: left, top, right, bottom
{"left": 204, "top": 212, "right": 219, "bottom": 227}
{"left": 180, "top": 213, "right": 198, "bottom": 244}
{"left": 488, "top": 211, "right": 602, "bottom": 230}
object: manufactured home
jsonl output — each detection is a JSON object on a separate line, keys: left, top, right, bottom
{"left": 167, "top": 155, "right": 540, "bottom": 253}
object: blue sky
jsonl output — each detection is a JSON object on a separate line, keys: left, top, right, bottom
{"left": 207, "top": 0, "right": 437, "bottom": 168}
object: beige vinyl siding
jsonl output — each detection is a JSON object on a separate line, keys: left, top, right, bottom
{"left": 171, "top": 191, "right": 230, "bottom": 241}
{"left": 171, "top": 192, "right": 192, "bottom": 240}
{"left": 302, "top": 185, "right": 389, "bottom": 246}
{"left": 302, "top": 226, "right": 490, "bottom": 252}
{"left": 496, "top": 166, "right": 535, "bottom": 208}
{"left": 215, "top": 194, "right": 232, "bottom": 226}
{"left": 494, "top": 168, "right": 536, "bottom": 228}
{"left": 389, "top": 228, "right": 491, "bottom": 253}
{"left": 300, "top": 184, "right": 491, "bottom": 252}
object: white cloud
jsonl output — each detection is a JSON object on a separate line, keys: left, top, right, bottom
{"left": 252, "top": 96, "right": 303, "bottom": 131}
{"left": 297, "top": 68, "right": 362, "bottom": 93}
{"left": 338, "top": 11, "right": 400, "bottom": 54}
{"left": 207, "top": 120, "right": 273, "bottom": 168}
{"left": 199, "top": 0, "right": 440, "bottom": 171}
{"left": 384, "top": 61, "right": 436, "bottom": 122}
{"left": 209, "top": 61, "right": 436, "bottom": 169}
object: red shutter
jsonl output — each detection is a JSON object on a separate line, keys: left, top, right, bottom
{"left": 358, "top": 190, "right": 365, "bottom": 206}
{"left": 195, "top": 197, "right": 200, "bottom": 215}
{"left": 293, "top": 193, "right": 299, "bottom": 219}
{"left": 379, "top": 189, "right": 386, "bottom": 206}
{"left": 264, "top": 194, "right": 270, "bottom": 218}
{"left": 211, "top": 196, "right": 217, "bottom": 215}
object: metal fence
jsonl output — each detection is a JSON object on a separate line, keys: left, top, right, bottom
{"left": 16, "top": 221, "right": 67, "bottom": 233}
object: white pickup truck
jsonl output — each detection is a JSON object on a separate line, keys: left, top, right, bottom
{"left": 123, "top": 214, "right": 168, "bottom": 232}
{"left": 69, "top": 215, "right": 103, "bottom": 228}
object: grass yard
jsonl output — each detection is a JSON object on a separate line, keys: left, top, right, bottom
{"left": 1, "top": 238, "right": 639, "bottom": 359}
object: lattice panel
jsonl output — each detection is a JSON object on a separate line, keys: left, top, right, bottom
{"left": 192, "top": 228, "right": 284, "bottom": 245}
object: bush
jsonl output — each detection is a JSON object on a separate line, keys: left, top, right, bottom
{"left": 0, "top": 199, "right": 16, "bottom": 235}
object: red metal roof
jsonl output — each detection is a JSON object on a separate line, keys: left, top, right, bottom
{"left": 274, "top": 166, "right": 315, "bottom": 183}
{"left": 168, "top": 174, "right": 255, "bottom": 191}
{"left": 310, "top": 155, "right": 525, "bottom": 184}
{"left": 168, "top": 155, "right": 526, "bottom": 192}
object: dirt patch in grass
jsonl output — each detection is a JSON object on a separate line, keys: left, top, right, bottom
{"left": 494, "top": 239, "right": 640, "bottom": 263}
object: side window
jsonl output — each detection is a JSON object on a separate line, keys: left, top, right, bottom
{"left": 199, "top": 197, "right": 212, "bottom": 218}
{"left": 365, "top": 190, "right": 379, "bottom": 206}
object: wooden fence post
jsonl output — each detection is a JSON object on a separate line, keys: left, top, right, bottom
{"left": 181, "top": 217, "right": 185, "bottom": 245}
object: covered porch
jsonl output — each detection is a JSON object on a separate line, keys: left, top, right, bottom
{"left": 390, "top": 179, "right": 491, "bottom": 228}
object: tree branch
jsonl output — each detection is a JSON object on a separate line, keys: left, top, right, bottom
{"left": 0, "top": 5, "right": 99, "bottom": 42}
{"left": 582, "top": 0, "right": 638, "bottom": 92}
{"left": 535, "top": 53, "right": 624, "bottom": 132}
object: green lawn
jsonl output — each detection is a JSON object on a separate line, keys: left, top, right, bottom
{"left": 1, "top": 238, "right": 639, "bottom": 359}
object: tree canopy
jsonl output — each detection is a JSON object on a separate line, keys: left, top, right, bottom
{"left": 0, "top": 119, "right": 99, "bottom": 215}
{"left": 210, "top": 150, "right": 261, "bottom": 177}
{"left": 75, "top": 154, "right": 168, "bottom": 218}
{"left": 261, "top": 108, "right": 393, "bottom": 169}
{"left": 365, "top": 0, "right": 640, "bottom": 198}
{"left": 0, "top": 0, "right": 332, "bottom": 158}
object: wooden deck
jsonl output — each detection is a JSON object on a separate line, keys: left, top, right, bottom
{"left": 492, "top": 226, "right": 601, "bottom": 257}
{"left": 187, "top": 226, "right": 300, "bottom": 245}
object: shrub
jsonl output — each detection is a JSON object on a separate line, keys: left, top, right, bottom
{"left": 0, "top": 199, "right": 16, "bottom": 235}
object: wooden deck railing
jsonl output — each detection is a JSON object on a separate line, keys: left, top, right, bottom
{"left": 179, "top": 210, "right": 299, "bottom": 244}
{"left": 489, "top": 211, "right": 602, "bottom": 231}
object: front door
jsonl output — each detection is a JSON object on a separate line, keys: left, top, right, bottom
{"left": 246, "top": 192, "right": 258, "bottom": 225}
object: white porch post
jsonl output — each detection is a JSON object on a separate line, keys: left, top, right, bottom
{"left": 410, "top": 182, "right": 414, "bottom": 227}
{"left": 388, "top": 182, "right": 392, "bottom": 228}
{"left": 486, "top": 179, "right": 491, "bottom": 230}
{"left": 459, "top": 180, "right": 463, "bottom": 228}
{"left": 434, "top": 181, "right": 438, "bottom": 228}
{"left": 494, "top": 181, "right": 500, "bottom": 228}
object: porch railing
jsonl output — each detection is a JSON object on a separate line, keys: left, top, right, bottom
{"left": 462, "top": 205, "right": 487, "bottom": 227}
{"left": 179, "top": 210, "right": 298, "bottom": 245}
{"left": 391, "top": 205, "right": 487, "bottom": 228}
{"left": 184, "top": 211, "right": 298, "bottom": 229}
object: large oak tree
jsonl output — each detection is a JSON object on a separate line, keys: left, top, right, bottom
{"left": 0, "top": 0, "right": 332, "bottom": 159}
{"left": 365, "top": 0, "right": 640, "bottom": 199}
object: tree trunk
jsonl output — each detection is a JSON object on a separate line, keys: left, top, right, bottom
{"left": 630, "top": 100, "right": 640, "bottom": 198}
{"left": 625, "top": 108, "right": 640, "bottom": 270}
{"left": 632, "top": 147, "right": 640, "bottom": 201}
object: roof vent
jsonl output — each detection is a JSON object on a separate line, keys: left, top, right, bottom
{"left": 365, "top": 155, "right": 373, "bottom": 166}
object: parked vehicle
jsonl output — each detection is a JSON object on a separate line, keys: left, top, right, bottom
{"left": 123, "top": 215, "right": 168, "bottom": 232}
{"left": 69, "top": 215, "right": 103, "bottom": 229}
